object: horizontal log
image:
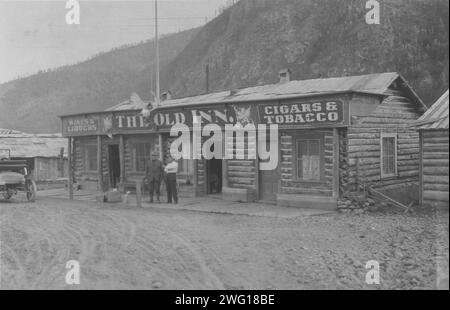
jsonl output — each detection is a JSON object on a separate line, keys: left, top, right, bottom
{"left": 348, "top": 145, "right": 380, "bottom": 152}
{"left": 423, "top": 144, "right": 449, "bottom": 153}
{"left": 398, "top": 148, "right": 419, "bottom": 155}
{"left": 423, "top": 166, "right": 449, "bottom": 176}
{"left": 398, "top": 166, "right": 419, "bottom": 174}
{"left": 348, "top": 139, "right": 379, "bottom": 146}
{"left": 423, "top": 183, "right": 449, "bottom": 192}
{"left": 348, "top": 133, "right": 380, "bottom": 139}
{"left": 423, "top": 191, "right": 449, "bottom": 203}
{"left": 280, "top": 187, "right": 333, "bottom": 196}
{"left": 228, "top": 177, "right": 254, "bottom": 185}
{"left": 422, "top": 137, "right": 449, "bottom": 144}
{"left": 370, "top": 177, "right": 418, "bottom": 187}
{"left": 229, "top": 171, "right": 255, "bottom": 178}
{"left": 423, "top": 131, "right": 449, "bottom": 138}
{"left": 227, "top": 166, "right": 254, "bottom": 172}
{"left": 421, "top": 175, "right": 447, "bottom": 185}
{"left": 422, "top": 152, "right": 449, "bottom": 160}
{"left": 422, "top": 159, "right": 449, "bottom": 167}
{"left": 398, "top": 170, "right": 419, "bottom": 178}
{"left": 348, "top": 151, "right": 380, "bottom": 158}
{"left": 227, "top": 160, "right": 254, "bottom": 166}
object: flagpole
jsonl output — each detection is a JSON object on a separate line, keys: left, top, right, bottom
{"left": 155, "top": 0, "right": 160, "bottom": 107}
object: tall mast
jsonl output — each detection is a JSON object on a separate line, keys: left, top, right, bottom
{"left": 155, "top": 0, "right": 160, "bottom": 106}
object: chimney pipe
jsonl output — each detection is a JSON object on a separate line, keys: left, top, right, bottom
{"left": 161, "top": 91, "right": 172, "bottom": 101}
{"left": 279, "top": 68, "right": 291, "bottom": 84}
{"left": 205, "top": 63, "right": 210, "bottom": 93}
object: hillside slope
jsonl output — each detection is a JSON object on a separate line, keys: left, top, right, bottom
{"left": 163, "top": 0, "right": 448, "bottom": 101}
{"left": 0, "top": 0, "right": 448, "bottom": 133}
{"left": 0, "top": 28, "right": 199, "bottom": 133}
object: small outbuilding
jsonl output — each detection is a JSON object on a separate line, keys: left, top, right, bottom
{"left": 0, "top": 129, "right": 68, "bottom": 183}
{"left": 416, "top": 90, "right": 449, "bottom": 209}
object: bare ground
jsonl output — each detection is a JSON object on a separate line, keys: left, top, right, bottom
{"left": 0, "top": 196, "right": 447, "bottom": 290}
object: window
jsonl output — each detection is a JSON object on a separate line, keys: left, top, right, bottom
{"left": 84, "top": 144, "right": 97, "bottom": 172}
{"left": 381, "top": 133, "right": 397, "bottom": 178}
{"left": 131, "top": 142, "right": 152, "bottom": 172}
{"left": 295, "top": 138, "right": 322, "bottom": 181}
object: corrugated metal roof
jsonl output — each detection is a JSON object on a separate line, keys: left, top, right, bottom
{"left": 108, "top": 72, "right": 409, "bottom": 111}
{"left": 0, "top": 129, "right": 67, "bottom": 158}
{"left": 416, "top": 90, "right": 449, "bottom": 130}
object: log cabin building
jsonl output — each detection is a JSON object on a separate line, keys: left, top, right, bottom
{"left": 60, "top": 72, "right": 426, "bottom": 210}
{"left": 416, "top": 90, "right": 449, "bottom": 210}
{"left": 0, "top": 129, "right": 68, "bottom": 183}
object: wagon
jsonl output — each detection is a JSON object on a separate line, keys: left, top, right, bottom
{"left": 0, "top": 149, "right": 37, "bottom": 202}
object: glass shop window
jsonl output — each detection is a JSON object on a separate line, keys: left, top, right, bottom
{"left": 132, "top": 142, "right": 152, "bottom": 172}
{"left": 296, "top": 139, "right": 321, "bottom": 181}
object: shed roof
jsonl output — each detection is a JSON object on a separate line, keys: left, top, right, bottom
{"left": 416, "top": 90, "right": 449, "bottom": 130}
{"left": 106, "top": 72, "right": 425, "bottom": 112}
{"left": 0, "top": 129, "right": 67, "bottom": 158}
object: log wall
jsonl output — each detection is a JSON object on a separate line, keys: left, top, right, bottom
{"left": 279, "top": 129, "right": 336, "bottom": 197}
{"left": 73, "top": 136, "right": 98, "bottom": 189}
{"left": 420, "top": 130, "right": 449, "bottom": 208}
{"left": 225, "top": 131, "right": 257, "bottom": 191}
{"left": 345, "top": 93, "right": 422, "bottom": 192}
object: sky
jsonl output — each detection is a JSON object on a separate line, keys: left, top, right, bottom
{"left": 0, "top": 0, "right": 231, "bottom": 83}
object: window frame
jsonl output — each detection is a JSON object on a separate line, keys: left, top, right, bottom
{"left": 130, "top": 141, "right": 152, "bottom": 173}
{"left": 84, "top": 143, "right": 98, "bottom": 172}
{"left": 292, "top": 133, "right": 325, "bottom": 183}
{"left": 380, "top": 132, "right": 398, "bottom": 179}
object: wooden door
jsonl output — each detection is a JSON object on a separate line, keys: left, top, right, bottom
{"left": 259, "top": 168, "right": 278, "bottom": 202}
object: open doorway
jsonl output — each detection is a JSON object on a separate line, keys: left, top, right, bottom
{"left": 108, "top": 144, "right": 121, "bottom": 188}
{"left": 206, "top": 159, "right": 222, "bottom": 194}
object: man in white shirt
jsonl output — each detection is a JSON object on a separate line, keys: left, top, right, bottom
{"left": 164, "top": 156, "right": 178, "bottom": 204}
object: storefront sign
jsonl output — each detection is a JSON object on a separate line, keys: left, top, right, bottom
{"left": 258, "top": 100, "right": 344, "bottom": 125}
{"left": 150, "top": 105, "right": 258, "bottom": 130}
{"left": 62, "top": 116, "right": 99, "bottom": 136}
{"left": 62, "top": 98, "right": 346, "bottom": 137}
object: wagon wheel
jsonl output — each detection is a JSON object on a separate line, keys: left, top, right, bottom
{"left": 26, "top": 180, "right": 37, "bottom": 202}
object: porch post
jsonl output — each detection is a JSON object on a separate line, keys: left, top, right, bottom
{"left": 119, "top": 135, "right": 125, "bottom": 185}
{"left": 97, "top": 135, "right": 102, "bottom": 191}
{"left": 222, "top": 131, "right": 228, "bottom": 189}
{"left": 333, "top": 128, "right": 340, "bottom": 199}
{"left": 158, "top": 133, "right": 164, "bottom": 161}
{"left": 68, "top": 137, "right": 73, "bottom": 200}
{"left": 254, "top": 133, "right": 259, "bottom": 201}
{"left": 193, "top": 159, "right": 198, "bottom": 197}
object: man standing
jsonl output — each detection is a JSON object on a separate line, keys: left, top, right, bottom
{"left": 164, "top": 156, "right": 178, "bottom": 204}
{"left": 145, "top": 151, "right": 163, "bottom": 203}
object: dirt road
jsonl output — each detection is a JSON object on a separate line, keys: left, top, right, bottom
{"left": 0, "top": 197, "right": 446, "bottom": 289}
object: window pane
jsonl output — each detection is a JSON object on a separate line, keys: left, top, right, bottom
{"left": 382, "top": 137, "right": 396, "bottom": 175}
{"left": 85, "top": 145, "right": 97, "bottom": 171}
{"left": 298, "top": 140, "right": 307, "bottom": 156}
{"left": 309, "top": 140, "right": 320, "bottom": 155}
{"left": 133, "top": 142, "right": 152, "bottom": 171}
{"left": 297, "top": 159, "right": 303, "bottom": 179}
{"left": 296, "top": 139, "right": 322, "bottom": 181}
